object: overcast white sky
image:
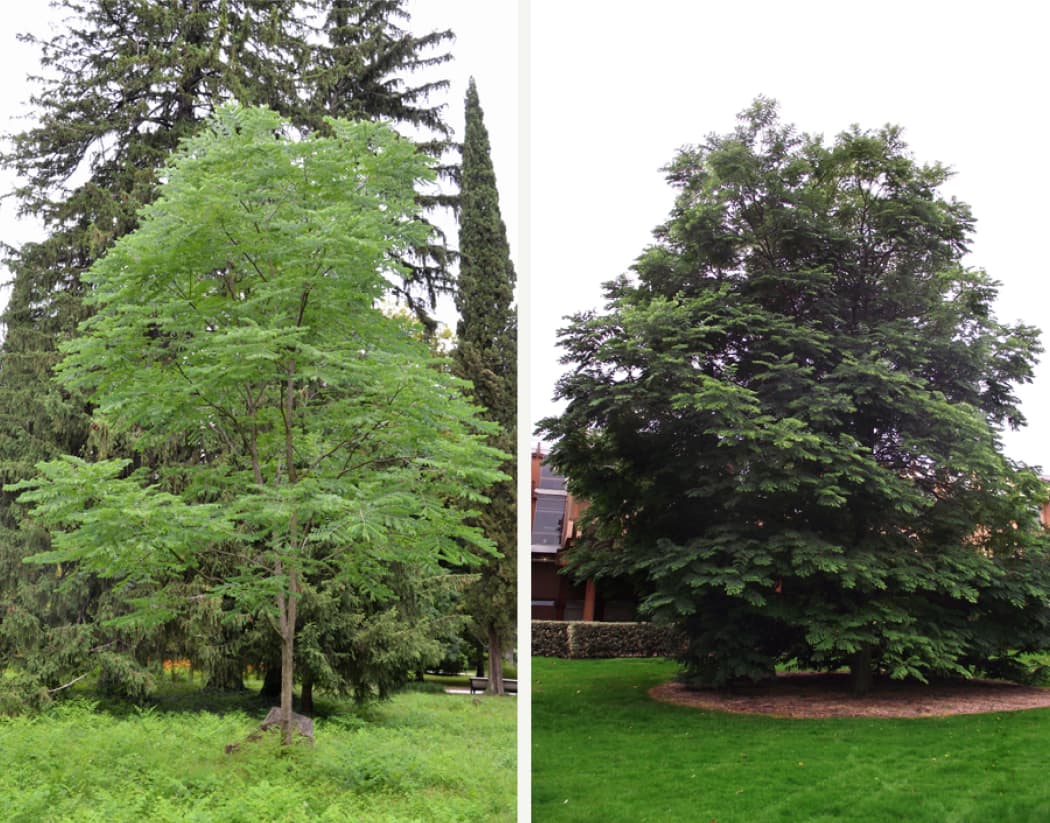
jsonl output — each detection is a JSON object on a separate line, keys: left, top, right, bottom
{"left": 1, "top": 3, "right": 1048, "bottom": 472}
{"left": 530, "top": 2, "right": 1050, "bottom": 471}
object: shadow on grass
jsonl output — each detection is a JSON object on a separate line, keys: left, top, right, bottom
{"left": 50, "top": 671, "right": 470, "bottom": 722}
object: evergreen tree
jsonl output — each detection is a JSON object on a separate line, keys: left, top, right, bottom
{"left": 293, "top": 562, "right": 469, "bottom": 709}
{"left": 540, "top": 99, "right": 1050, "bottom": 695}
{"left": 312, "top": 0, "right": 459, "bottom": 331}
{"left": 452, "top": 79, "right": 517, "bottom": 695}
{"left": 312, "top": 0, "right": 453, "bottom": 139}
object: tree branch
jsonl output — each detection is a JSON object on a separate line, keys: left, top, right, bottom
{"left": 47, "top": 673, "right": 89, "bottom": 695}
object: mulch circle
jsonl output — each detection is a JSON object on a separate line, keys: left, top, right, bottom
{"left": 649, "top": 672, "right": 1050, "bottom": 719}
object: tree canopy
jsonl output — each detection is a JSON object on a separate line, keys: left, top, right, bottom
{"left": 8, "top": 105, "right": 506, "bottom": 741}
{"left": 540, "top": 99, "right": 1050, "bottom": 693}
{"left": 0, "top": 0, "right": 464, "bottom": 701}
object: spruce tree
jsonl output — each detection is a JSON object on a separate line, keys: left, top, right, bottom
{"left": 452, "top": 79, "right": 517, "bottom": 695}
{"left": 313, "top": 0, "right": 453, "bottom": 138}
{"left": 312, "top": 0, "right": 459, "bottom": 331}
{"left": 541, "top": 99, "right": 1050, "bottom": 694}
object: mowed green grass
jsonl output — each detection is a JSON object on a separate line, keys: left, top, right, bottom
{"left": 0, "top": 681, "right": 515, "bottom": 822}
{"left": 532, "top": 657, "right": 1050, "bottom": 823}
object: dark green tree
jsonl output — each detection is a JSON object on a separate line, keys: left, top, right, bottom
{"left": 311, "top": 0, "right": 459, "bottom": 331}
{"left": 313, "top": 0, "right": 453, "bottom": 139}
{"left": 452, "top": 79, "right": 517, "bottom": 695}
{"left": 293, "top": 562, "right": 469, "bottom": 710}
{"left": 540, "top": 99, "right": 1050, "bottom": 695}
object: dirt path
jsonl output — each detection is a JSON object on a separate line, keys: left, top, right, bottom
{"left": 649, "top": 672, "right": 1050, "bottom": 718}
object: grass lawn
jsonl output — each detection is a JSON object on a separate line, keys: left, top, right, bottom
{"left": 0, "top": 677, "right": 515, "bottom": 822}
{"left": 532, "top": 657, "right": 1050, "bottom": 823}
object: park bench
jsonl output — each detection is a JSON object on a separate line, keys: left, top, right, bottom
{"left": 469, "top": 677, "right": 518, "bottom": 694}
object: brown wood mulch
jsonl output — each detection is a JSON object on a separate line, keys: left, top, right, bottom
{"left": 649, "top": 672, "right": 1050, "bottom": 719}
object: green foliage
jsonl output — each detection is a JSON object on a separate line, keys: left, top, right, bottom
{"left": 313, "top": 0, "right": 454, "bottom": 141}
{"left": 8, "top": 105, "right": 506, "bottom": 739}
{"left": 294, "top": 564, "right": 469, "bottom": 702}
{"left": 540, "top": 98, "right": 1050, "bottom": 692}
{"left": 531, "top": 620, "right": 684, "bottom": 659}
{"left": 95, "top": 652, "right": 155, "bottom": 703}
{"left": 533, "top": 656, "right": 1050, "bottom": 822}
{"left": 0, "top": 0, "right": 465, "bottom": 696}
{"left": 452, "top": 79, "right": 518, "bottom": 693}
{"left": 0, "top": 683, "right": 515, "bottom": 821}
{"left": 454, "top": 79, "right": 518, "bottom": 409}
{"left": 977, "top": 653, "right": 1050, "bottom": 687}
{"left": 312, "top": 0, "right": 461, "bottom": 326}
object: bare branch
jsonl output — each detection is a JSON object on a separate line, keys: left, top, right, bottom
{"left": 47, "top": 673, "right": 89, "bottom": 695}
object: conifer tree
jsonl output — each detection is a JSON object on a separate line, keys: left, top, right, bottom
{"left": 312, "top": 0, "right": 459, "bottom": 331}
{"left": 452, "top": 79, "right": 517, "bottom": 695}
{"left": 313, "top": 0, "right": 453, "bottom": 139}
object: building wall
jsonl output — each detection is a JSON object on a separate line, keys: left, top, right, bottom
{"left": 531, "top": 448, "right": 634, "bottom": 621}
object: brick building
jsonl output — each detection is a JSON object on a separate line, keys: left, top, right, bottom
{"left": 530, "top": 446, "right": 636, "bottom": 621}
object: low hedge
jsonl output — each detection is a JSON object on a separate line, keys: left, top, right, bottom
{"left": 532, "top": 621, "right": 571, "bottom": 658}
{"left": 532, "top": 620, "right": 685, "bottom": 659}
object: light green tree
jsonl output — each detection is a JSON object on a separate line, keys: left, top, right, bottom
{"left": 0, "top": 0, "right": 465, "bottom": 701}
{"left": 9, "top": 105, "right": 505, "bottom": 743}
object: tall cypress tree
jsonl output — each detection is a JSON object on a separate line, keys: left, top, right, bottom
{"left": 452, "top": 78, "right": 517, "bottom": 695}
{"left": 0, "top": 0, "right": 463, "bottom": 702}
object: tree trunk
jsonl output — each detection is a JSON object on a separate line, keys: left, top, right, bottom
{"left": 277, "top": 563, "right": 300, "bottom": 746}
{"left": 279, "top": 620, "right": 294, "bottom": 745}
{"left": 486, "top": 627, "right": 504, "bottom": 696}
{"left": 301, "top": 676, "right": 314, "bottom": 715}
{"left": 279, "top": 362, "right": 302, "bottom": 746}
{"left": 849, "top": 645, "right": 873, "bottom": 696}
{"left": 260, "top": 661, "right": 282, "bottom": 699}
